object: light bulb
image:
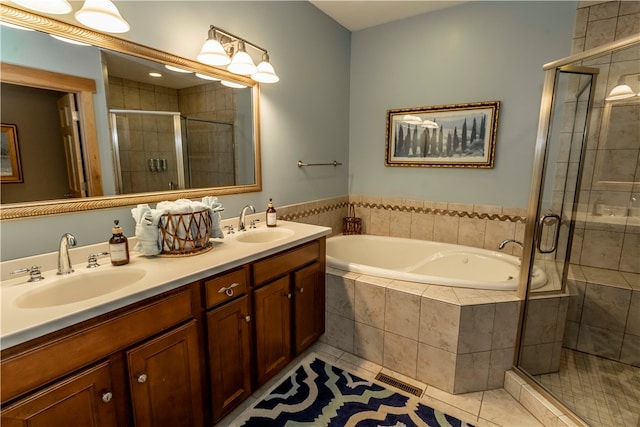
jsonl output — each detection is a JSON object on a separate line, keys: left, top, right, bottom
{"left": 228, "top": 41, "right": 256, "bottom": 75}
{"left": 75, "top": 0, "right": 130, "bottom": 34}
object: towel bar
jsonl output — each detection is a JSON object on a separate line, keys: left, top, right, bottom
{"left": 297, "top": 160, "right": 343, "bottom": 167}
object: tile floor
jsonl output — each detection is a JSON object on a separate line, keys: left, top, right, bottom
{"left": 216, "top": 342, "right": 545, "bottom": 426}
{"left": 535, "top": 348, "right": 640, "bottom": 427}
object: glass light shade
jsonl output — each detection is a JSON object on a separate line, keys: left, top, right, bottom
{"left": 50, "top": 34, "right": 91, "bottom": 46}
{"left": 605, "top": 84, "right": 635, "bottom": 101}
{"left": 195, "top": 73, "right": 220, "bottom": 81}
{"left": 11, "top": 0, "right": 72, "bottom": 14}
{"left": 251, "top": 56, "right": 279, "bottom": 83}
{"left": 165, "top": 65, "right": 192, "bottom": 73}
{"left": 221, "top": 80, "right": 247, "bottom": 88}
{"left": 197, "top": 38, "right": 230, "bottom": 66}
{"left": 0, "top": 22, "right": 35, "bottom": 31}
{"left": 228, "top": 43, "right": 257, "bottom": 75}
{"left": 75, "top": 0, "right": 130, "bottom": 34}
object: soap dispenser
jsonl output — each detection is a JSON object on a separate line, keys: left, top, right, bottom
{"left": 109, "top": 220, "right": 130, "bottom": 266}
{"left": 266, "top": 198, "right": 277, "bottom": 227}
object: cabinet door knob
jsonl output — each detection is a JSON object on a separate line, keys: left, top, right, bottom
{"left": 102, "top": 392, "right": 113, "bottom": 403}
{"left": 285, "top": 292, "right": 292, "bottom": 299}
{"left": 244, "top": 315, "right": 251, "bottom": 323}
{"left": 137, "top": 374, "right": 148, "bottom": 383}
{"left": 297, "top": 287, "right": 304, "bottom": 293}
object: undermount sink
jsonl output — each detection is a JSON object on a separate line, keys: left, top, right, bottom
{"left": 14, "top": 268, "right": 147, "bottom": 308}
{"left": 235, "top": 228, "right": 295, "bottom": 244}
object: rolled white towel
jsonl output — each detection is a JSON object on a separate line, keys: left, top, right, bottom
{"left": 135, "top": 209, "right": 164, "bottom": 256}
{"left": 202, "top": 197, "right": 225, "bottom": 239}
{"left": 157, "top": 200, "right": 196, "bottom": 251}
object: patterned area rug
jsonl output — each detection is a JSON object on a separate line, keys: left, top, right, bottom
{"left": 234, "top": 354, "right": 474, "bottom": 426}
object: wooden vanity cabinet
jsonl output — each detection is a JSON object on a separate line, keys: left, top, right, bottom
{"left": 0, "top": 285, "right": 204, "bottom": 427}
{"left": 1, "top": 361, "right": 119, "bottom": 427}
{"left": 252, "top": 238, "right": 326, "bottom": 386}
{"left": 204, "top": 266, "right": 253, "bottom": 423}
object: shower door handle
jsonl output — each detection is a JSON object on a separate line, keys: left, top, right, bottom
{"left": 536, "top": 213, "right": 562, "bottom": 254}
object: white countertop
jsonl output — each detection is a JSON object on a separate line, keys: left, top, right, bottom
{"left": 0, "top": 220, "right": 331, "bottom": 350}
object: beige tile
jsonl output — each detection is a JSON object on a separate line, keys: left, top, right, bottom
{"left": 424, "top": 386, "right": 484, "bottom": 416}
{"left": 370, "top": 207, "right": 390, "bottom": 236}
{"left": 309, "top": 341, "right": 344, "bottom": 361}
{"left": 353, "top": 322, "right": 384, "bottom": 365}
{"left": 410, "top": 211, "right": 434, "bottom": 241}
{"left": 325, "top": 313, "right": 354, "bottom": 353}
{"left": 382, "top": 332, "right": 418, "bottom": 379}
{"left": 581, "top": 265, "right": 630, "bottom": 288}
{"left": 488, "top": 348, "right": 515, "bottom": 390}
{"left": 326, "top": 273, "right": 355, "bottom": 319}
{"left": 492, "top": 301, "right": 521, "bottom": 349}
{"left": 422, "top": 285, "right": 461, "bottom": 305}
{"left": 416, "top": 343, "right": 456, "bottom": 393}
{"left": 354, "top": 279, "right": 386, "bottom": 328}
{"left": 519, "top": 384, "right": 565, "bottom": 427}
{"left": 385, "top": 286, "right": 421, "bottom": 340}
{"left": 484, "top": 219, "right": 517, "bottom": 252}
{"left": 434, "top": 214, "right": 459, "bottom": 243}
{"left": 581, "top": 282, "right": 632, "bottom": 332}
{"left": 580, "top": 229, "right": 624, "bottom": 270}
{"left": 338, "top": 351, "right": 382, "bottom": 375}
{"left": 522, "top": 297, "right": 560, "bottom": 346}
{"left": 419, "top": 298, "right": 460, "bottom": 352}
{"left": 419, "top": 393, "right": 479, "bottom": 426}
{"left": 454, "top": 351, "right": 491, "bottom": 393}
{"left": 458, "top": 303, "right": 495, "bottom": 354}
{"left": 503, "top": 370, "right": 526, "bottom": 401}
{"left": 389, "top": 210, "right": 411, "bottom": 238}
{"left": 479, "top": 388, "right": 543, "bottom": 426}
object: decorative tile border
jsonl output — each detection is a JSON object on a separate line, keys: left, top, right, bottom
{"left": 351, "top": 201, "right": 526, "bottom": 223}
{"left": 278, "top": 197, "right": 525, "bottom": 224}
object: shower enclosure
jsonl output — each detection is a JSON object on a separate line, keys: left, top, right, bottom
{"left": 516, "top": 34, "right": 640, "bottom": 427}
{"left": 110, "top": 109, "right": 235, "bottom": 194}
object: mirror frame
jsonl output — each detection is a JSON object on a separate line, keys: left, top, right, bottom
{"left": 0, "top": 5, "right": 262, "bottom": 220}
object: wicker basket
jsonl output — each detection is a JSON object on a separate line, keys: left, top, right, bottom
{"left": 342, "top": 204, "right": 362, "bottom": 235}
{"left": 158, "top": 209, "right": 212, "bottom": 256}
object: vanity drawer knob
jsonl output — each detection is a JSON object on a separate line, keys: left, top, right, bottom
{"left": 244, "top": 315, "right": 251, "bottom": 323}
{"left": 102, "top": 392, "right": 113, "bottom": 403}
{"left": 137, "top": 374, "right": 148, "bottom": 384}
{"left": 218, "top": 282, "right": 239, "bottom": 297}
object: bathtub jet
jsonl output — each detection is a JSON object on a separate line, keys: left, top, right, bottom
{"left": 326, "top": 234, "right": 547, "bottom": 291}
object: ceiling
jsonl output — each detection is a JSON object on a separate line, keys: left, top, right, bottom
{"left": 308, "top": 1, "right": 470, "bottom": 32}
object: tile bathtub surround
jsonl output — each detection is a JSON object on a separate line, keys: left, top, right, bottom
{"left": 322, "top": 268, "right": 540, "bottom": 394}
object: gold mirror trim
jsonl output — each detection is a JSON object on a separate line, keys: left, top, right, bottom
{"left": 0, "top": 5, "right": 262, "bottom": 221}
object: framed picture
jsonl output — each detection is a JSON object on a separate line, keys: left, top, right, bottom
{"left": 1, "top": 124, "right": 24, "bottom": 183}
{"left": 385, "top": 101, "right": 500, "bottom": 168}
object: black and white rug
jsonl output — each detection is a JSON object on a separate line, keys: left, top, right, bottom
{"left": 234, "top": 354, "right": 474, "bottom": 426}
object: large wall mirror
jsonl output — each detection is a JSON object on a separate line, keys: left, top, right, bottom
{"left": 0, "top": 5, "right": 261, "bottom": 220}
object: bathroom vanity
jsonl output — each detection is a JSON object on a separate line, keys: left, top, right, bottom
{"left": 0, "top": 221, "right": 329, "bottom": 426}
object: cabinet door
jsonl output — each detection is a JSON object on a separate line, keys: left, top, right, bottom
{"left": 293, "top": 261, "right": 325, "bottom": 354}
{"left": 1, "top": 361, "right": 118, "bottom": 427}
{"left": 253, "top": 276, "right": 292, "bottom": 386}
{"left": 127, "top": 320, "right": 203, "bottom": 427}
{"left": 207, "top": 295, "right": 252, "bottom": 422}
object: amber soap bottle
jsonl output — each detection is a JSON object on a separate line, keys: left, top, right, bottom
{"left": 109, "top": 220, "right": 130, "bottom": 266}
{"left": 266, "top": 199, "right": 277, "bottom": 227}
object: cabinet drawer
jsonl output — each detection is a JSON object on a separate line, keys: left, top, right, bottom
{"left": 253, "top": 240, "right": 320, "bottom": 286}
{"left": 204, "top": 267, "right": 249, "bottom": 309}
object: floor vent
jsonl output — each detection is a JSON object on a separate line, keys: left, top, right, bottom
{"left": 374, "top": 373, "right": 423, "bottom": 397}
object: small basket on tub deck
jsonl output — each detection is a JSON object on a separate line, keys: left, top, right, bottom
{"left": 342, "top": 204, "right": 362, "bottom": 235}
{"left": 158, "top": 209, "right": 213, "bottom": 256}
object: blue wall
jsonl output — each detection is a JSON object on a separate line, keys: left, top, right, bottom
{"left": 0, "top": 1, "right": 576, "bottom": 260}
{"left": 348, "top": 1, "right": 576, "bottom": 206}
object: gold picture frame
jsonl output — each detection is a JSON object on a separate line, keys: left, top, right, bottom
{"left": 1, "top": 124, "right": 23, "bottom": 183}
{"left": 385, "top": 101, "right": 500, "bottom": 168}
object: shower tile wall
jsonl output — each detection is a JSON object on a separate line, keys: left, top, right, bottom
{"left": 177, "top": 84, "right": 237, "bottom": 187}
{"left": 108, "top": 76, "right": 179, "bottom": 193}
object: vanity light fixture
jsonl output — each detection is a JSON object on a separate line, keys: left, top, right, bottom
{"left": 50, "top": 34, "right": 91, "bottom": 46}
{"left": 605, "top": 74, "right": 639, "bottom": 101}
{"left": 196, "top": 25, "right": 279, "bottom": 83}
{"left": 9, "top": 0, "right": 72, "bottom": 15}
{"left": 75, "top": 0, "right": 130, "bottom": 34}
{"left": 165, "top": 65, "right": 193, "bottom": 74}
{"left": 221, "top": 80, "right": 247, "bottom": 89}
{"left": 148, "top": 72, "right": 162, "bottom": 78}
{"left": 195, "top": 73, "right": 220, "bottom": 81}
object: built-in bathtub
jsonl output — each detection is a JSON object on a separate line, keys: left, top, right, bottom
{"left": 326, "top": 234, "right": 547, "bottom": 291}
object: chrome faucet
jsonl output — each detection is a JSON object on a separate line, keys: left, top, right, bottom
{"left": 498, "top": 239, "right": 523, "bottom": 250}
{"left": 239, "top": 205, "right": 255, "bottom": 231}
{"left": 57, "top": 233, "right": 77, "bottom": 275}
